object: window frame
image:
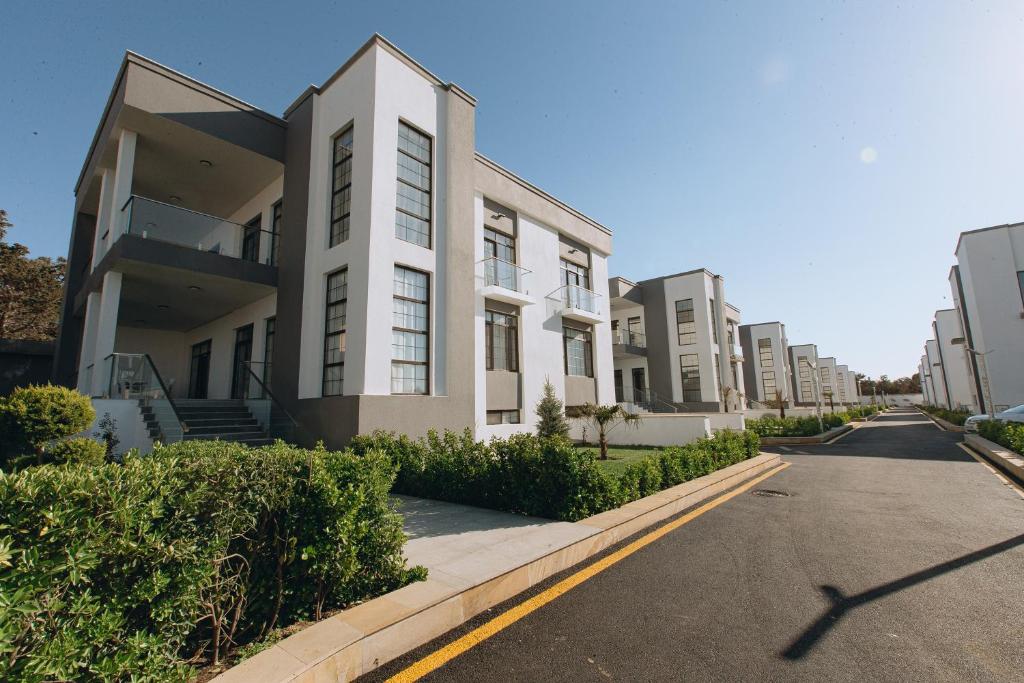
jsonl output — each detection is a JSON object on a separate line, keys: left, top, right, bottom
{"left": 395, "top": 120, "right": 433, "bottom": 249}
{"left": 391, "top": 265, "right": 430, "bottom": 395}
{"left": 676, "top": 298, "right": 696, "bottom": 345}
{"left": 269, "top": 200, "right": 282, "bottom": 266}
{"left": 322, "top": 268, "right": 347, "bottom": 396}
{"left": 329, "top": 124, "right": 354, "bottom": 247}
{"left": 679, "top": 353, "right": 702, "bottom": 403}
{"left": 562, "top": 325, "right": 594, "bottom": 377}
{"left": 485, "top": 308, "right": 519, "bottom": 372}
{"left": 263, "top": 316, "right": 276, "bottom": 393}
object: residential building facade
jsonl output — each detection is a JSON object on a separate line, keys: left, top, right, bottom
{"left": 788, "top": 343, "right": 819, "bottom": 406}
{"left": 53, "top": 35, "right": 615, "bottom": 448}
{"left": 933, "top": 308, "right": 978, "bottom": 412}
{"left": 924, "top": 339, "right": 949, "bottom": 408}
{"left": 607, "top": 270, "right": 744, "bottom": 413}
{"left": 949, "top": 223, "right": 1024, "bottom": 412}
{"left": 738, "top": 322, "right": 791, "bottom": 406}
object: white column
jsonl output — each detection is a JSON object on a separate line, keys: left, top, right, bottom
{"left": 109, "top": 129, "right": 137, "bottom": 243}
{"left": 77, "top": 292, "right": 102, "bottom": 394}
{"left": 91, "top": 169, "right": 114, "bottom": 268}
{"left": 90, "top": 271, "right": 123, "bottom": 396}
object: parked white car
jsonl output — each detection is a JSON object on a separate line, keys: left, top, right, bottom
{"left": 964, "top": 404, "right": 1024, "bottom": 432}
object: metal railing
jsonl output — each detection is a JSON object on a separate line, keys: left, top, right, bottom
{"left": 621, "top": 388, "right": 677, "bottom": 414}
{"left": 122, "top": 195, "right": 279, "bottom": 265}
{"left": 481, "top": 257, "right": 531, "bottom": 293}
{"left": 103, "top": 353, "right": 188, "bottom": 442}
{"left": 239, "top": 361, "right": 309, "bottom": 444}
{"left": 612, "top": 329, "right": 647, "bottom": 348}
{"left": 559, "top": 283, "right": 602, "bottom": 314}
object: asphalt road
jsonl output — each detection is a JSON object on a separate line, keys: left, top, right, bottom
{"left": 367, "top": 410, "right": 1024, "bottom": 682}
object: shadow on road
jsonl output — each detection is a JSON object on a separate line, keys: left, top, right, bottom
{"left": 781, "top": 533, "right": 1024, "bottom": 660}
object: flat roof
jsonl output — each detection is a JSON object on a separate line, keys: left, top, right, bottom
{"left": 954, "top": 220, "right": 1024, "bottom": 255}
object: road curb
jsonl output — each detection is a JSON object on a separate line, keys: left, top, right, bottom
{"left": 760, "top": 424, "right": 853, "bottom": 446}
{"left": 213, "top": 453, "right": 783, "bottom": 683}
{"left": 917, "top": 409, "right": 965, "bottom": 432}
{"left": 963, "top": 434, "right": 1024, "bottom": 487}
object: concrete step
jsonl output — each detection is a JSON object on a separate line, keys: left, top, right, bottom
{"left": 187, "top": 424, "right": 264, "bottom": 436}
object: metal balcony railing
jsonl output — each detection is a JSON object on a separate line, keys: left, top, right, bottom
{"left": 559, "top": 283, "right": 602, "bottom": 314}
{"left": 612, "top": 329, "right": 647, "bottom": 348}
{"left": 240, "top": 361, "right": 310, "bottom": 445}
{"left": 481, "top": 256, "right": 531, "bottom": 293}
{"left": 122, "top": 195, "right": 278, "bottom": 265}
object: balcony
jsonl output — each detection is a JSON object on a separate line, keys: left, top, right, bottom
{"left": 557, "top": 284, "right": 604, "bottom": 324}
{"left": 479, "top": 257, "right": 535, "bottom": 306}
{"left": 123, "top": 196, "right": 278, "bottom": 265}
{"left": 612, "top": 329, "right": 647, "bottom": 358}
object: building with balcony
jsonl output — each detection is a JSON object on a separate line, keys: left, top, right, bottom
{"left": 948, "top": 223, "right": 1024, "bottom": 413}
{"left": 53, "top": 35, "right": 614, "bottom": 448}
{"left": 606, "top": 270, "right": 744, "bottom": 413}
{"left": 788, "top": 343, "right": 819, "bottom": 406}
{"left": 738, "top": 321, "right": 791, "bottom": 407}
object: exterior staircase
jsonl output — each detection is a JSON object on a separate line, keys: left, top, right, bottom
{"left": 173, "top": 399, "right": 274, "bottom": 446}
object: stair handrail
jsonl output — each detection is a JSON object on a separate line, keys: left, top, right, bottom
{"left": 632, "top": 387, "right": 678, "bottom": 413}
{"left": 103, "top": 352, "right": 189, "bottom": 437}
{"left": 240, "top": 361, "right": 309, "bottom": 444}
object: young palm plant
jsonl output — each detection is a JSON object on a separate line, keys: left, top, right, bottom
{"left": 574, "top": 403, "right": 641, "bottom": 460}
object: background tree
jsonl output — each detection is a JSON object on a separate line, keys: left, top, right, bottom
{"left": 856, "top": 372, "right": 921, "bottom": 397}
{"left": 534, "top": 378, "right": 570, "bottom": 439}
{"left": 0, "top": 209, "right": 66, "bottom": 341}
{"left": 573, "top": 403, "right": 640, "bottom": 460}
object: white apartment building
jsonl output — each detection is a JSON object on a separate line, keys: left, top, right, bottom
{"left": 835, "top": 364, "right": 854, "bottom": 406}
{"left": 932, "top": 308, "right": 978, "bottom": 412}
{"left": 607, "top": 270, "right": 744, "bottom": 413}
{"left": 738, "top": 322, "right": 791, "bottom": 406}
{"left": 788, "top": 343, "right": 819, "bottom": 406}
{"left": 924, "top": 339, "right": 949, "bottom": 408}
{"left": 919, "top": 355, "right": 934, "bottom": 405}
{"left": 53, "top": 35, "right": 615, "bottom": 448}
{"left": 949, "top": 223, "right": 1024, "bottom": 412}
{"left": 817, "top": 356, "right": 841, "bottom": 408}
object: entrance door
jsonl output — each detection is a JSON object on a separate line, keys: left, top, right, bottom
{"left": 231, "top": 324, "right": 254, "bottom": 399}
{"left": 189, "top": 340, "right": 212, "bottom": 399}
{"left": 632, "top": 367, "right": 647, "bottom": 402}
{"left": 242, "top": 214, "right": 261, "bottom": 263}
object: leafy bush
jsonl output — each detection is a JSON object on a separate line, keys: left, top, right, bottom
{"left": 352, "top": 428, "right": 761, "bottom": 522}
{"left": 746, "top": 406, "right": 879, "bottom": 437}
{"left": 0, "top": 385, "right": 95, "bottom": 469}
{"left": 978, "top": 420, "right": 1024, "bottom": 455}
{"left": 44, "top": 437, "right": 106, "bottom": 466}
{"left": 0, "top": 440, "right": 422, "bottom": 680}
{"left": 919, "top": 405, "right": 970, "bottom": 425}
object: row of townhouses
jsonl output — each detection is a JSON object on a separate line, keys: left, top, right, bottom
{"left": 52, "top": 35, "right": 860, "bottom": 451}
{"left": 918, "top": 223, "right": 1024, "bottom": 414}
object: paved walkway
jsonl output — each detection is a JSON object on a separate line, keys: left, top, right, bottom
{"left": 367, "top": 410, "right": 1024, "bottom": 682}
{"left": 398, "top": 495, "right": 597, "bottom": 588}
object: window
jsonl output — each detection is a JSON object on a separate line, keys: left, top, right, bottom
{"left": 242, "top": 214, "right": 261, "bottom": 263}
{"left": 395, "top": 122, "right": 432, "bottom": 247}
{"left": 614, "top": 369, "right": 624, "bottom": 402}
{"left": 709, "top": 299, "right": 718, "bottom": 344}
{"left": 485, "top": 309, "right": 519, "bottom": 371}
{"left": 727, "top": 322, "right": 735, "bottom": 347}
{"left": 798, "top": 357, "right": 810, "bottom": 379}
{"left": 762, "top": 370, "right": 777, "bottom": 399}
{"left": 484, "top": 228, "right": 515, "bottom": 263}
{"left": 263, "top": 317, "right": 275, "bottom": 393}
{"left": 563, "top": 326, "right": 593, "bottom": 377}
{"left": 392, "top": 266, "right": 429, "bottom": 394}
{"left": 323, "top": 269, "right": 347, "bottom": 396}
{"left": 560, "top": 259, "right": 590, "bottom": 289}
{"left": 269, "top": 200, "right": 282, "bottom": 266}
{"left": 330, "top": 126, "right": 354, "bottom": 246}
{"left": 758, "top": 338, "right": 774, "bottom": 368}
{"left": 801, "top": 380, "right": 813, "bottom": 398}
{"left": 679, "top": 353, "right": 701, "bottom": 402}
{"left": 486, "top": 409, "right": 520, "bottom": 425}
{"left": 676, "top": 299, "right": 696, "bottom": 345}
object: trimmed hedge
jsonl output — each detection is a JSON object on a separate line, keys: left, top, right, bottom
{"left": 747, "top": 405, "right": 880, "bottom": 437}
{"left": 978, "top": 420, "right": 1024, "bottom": 455}
{"left": 919, "top": 405, "right": 970, "bottom": 426}
{"left": 0, "top": 440, "right": 423, "bottom": 681}
{"left": 0, "top": 385, "right": 96, "bottom": 470}
{"left": 351, "top": 429, "right": 761, "bottom": 522}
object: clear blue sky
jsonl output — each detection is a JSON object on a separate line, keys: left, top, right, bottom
{"left": 4, "top": 1, "right": 1023, "bottom": 379}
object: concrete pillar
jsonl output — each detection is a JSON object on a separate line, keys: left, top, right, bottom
{"left": 76, "top": 292, "right": 102, "bottom": 394}
{"left": 109, "top": 129, "right": 137, "bottom": 243}
{"left": 90, "top": 271, "right": 123, "bottom": 396}
{"left": 91, "top": 169, "right": 114, "bottom": 269}
{"left": 712, "top": 275, "right": 733, "bottom": 410}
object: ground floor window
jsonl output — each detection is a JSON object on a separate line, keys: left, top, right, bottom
{"left": 679, "top": 353, "right": 701, "bottom": 402}
{"left": 392, "top": 266, "right": 429, "bottom": 394}
{"left": 486, "top": 409, "right": 520, "bottom": 425}
{"left": 563, "top": 326, "right": 593, "bottom": 377}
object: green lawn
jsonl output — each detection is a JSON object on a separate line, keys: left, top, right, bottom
{"left": 581, "top": 445, "right": 663, "bottom": 477}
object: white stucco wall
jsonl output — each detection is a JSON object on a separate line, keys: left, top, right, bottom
{"left": 569, "top": 413, "right": 712, "bottom": 447}
{"left": 743, "top": 322, "right": 790, "bottom": 404}
{"left": 789, "top": 344, "right": 819, "bottom": 404}
{"left": 924, "top": 339, "right": 948, "bottom": 408}
{"left": 659, "top": 272, "right": 720, "bottom": 404}
{"left": 934, "top": 309, "right": 977, "bottom": 411}
{"left": 78, "top": 398, "right": 154, "bottom": 456}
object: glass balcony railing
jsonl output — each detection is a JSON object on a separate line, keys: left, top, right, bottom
{"left": 613, "top": 329, "right": 647, "bottom": 348}
{"left": 102, "top": 353, "right": 188, "bottom": 443}
{"left": 121, "top": 195, "right": 278, "bottom": 265}
{"left": 559, "top": 283, "right": 601, "bottom": 314}
{"left": 481, "top": 257, "right": 531, "bottom": 293}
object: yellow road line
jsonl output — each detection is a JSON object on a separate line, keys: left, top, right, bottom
{"left": 385, "top": 462, "right": 792, "bottom": 683}
{"left": 957, "top": 443, "right": 1024, "bottom": 498}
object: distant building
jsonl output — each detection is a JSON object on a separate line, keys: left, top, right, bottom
{"left": 739, "top": 322, "right": 791, "bottom": 406}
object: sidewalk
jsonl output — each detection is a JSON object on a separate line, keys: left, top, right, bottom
{"left": 215, "top": 453, "right": 782, "bottom": 683}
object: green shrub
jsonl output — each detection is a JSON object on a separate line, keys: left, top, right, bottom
{"left": 919, "top": 405, "right": 970, "bottom": 426}
{"left": 747, "top": 408, "right": 871, "bottom": 437}
{"left": 44, "top": 437, "right": 107, "bottom": 466}
{"left": 0, "top": 440, "right": 422, "bottom": 680}
{"left": 0, "top": 385, "right": 95, "bottom": 469}
{"left": 978, "top": 420, "right": 1024, "bottom": 455}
